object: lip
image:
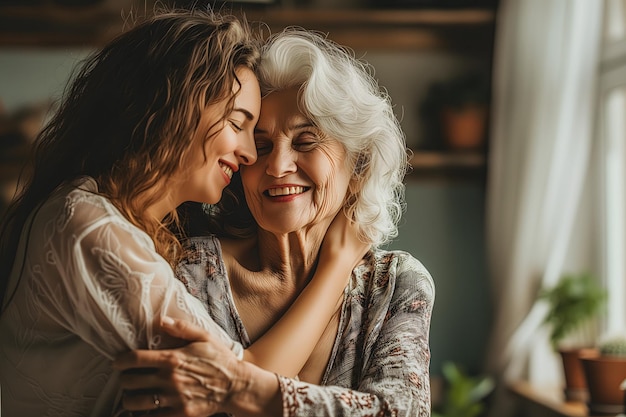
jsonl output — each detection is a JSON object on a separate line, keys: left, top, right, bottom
{"left": 220, "top": 160, "right": 238, "bottom": 173}
{"left": 219, "top": 160, "right": 237, "bottom": 185}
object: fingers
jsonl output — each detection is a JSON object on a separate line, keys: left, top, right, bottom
{"left": 114, "top": 318, "right": 220, "bottom": 372}
{"left": 121, "top": 391, "right": 174, "bottom": 412}
{"left": 121, "top": 390, "right": 216, "bottom": 416}
{"left": 118, "top": 365, "right": 225, "bottom": 417}
{"left": 323, "top": 210, "right": 370, "bottom": 268}
{"left": 113, "top": 336, "right": 242, "bottom": 416}
{"left": 114, "top": 349, "right": 186, "bottom": 371}
{"left": 114, "top": 340, "right": 232, "bottom": 375}
{"left": 328, "top": 209, "right": 363, "bottom": 244}
{"left": 118, "top": 368, "right": 169, "bottom": 391}
{"left": 159, "top": 316, "right": 212, "bottom": 343}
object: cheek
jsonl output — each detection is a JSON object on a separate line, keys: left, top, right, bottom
{"left": 203, "top": 133, "right": 224, "bottom": 160}
{"left": 240, "top": 164, "right": 260, "bottom": 191}
{"left": 322, "top": 146, "right": 351, "bottom": 192}
{"left": 241, "top": 167, "right": 264, "bottom": 205}
{"left": 313, "top": 158, "right": 351, "bottom": 214}
{"left": 182, "top": 138, "right": 205, "bottom": 169}
{"left": 204, "top": 124, "right": 239, "bottom": 161}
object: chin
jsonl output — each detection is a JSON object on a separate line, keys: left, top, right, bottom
{"left": 197, "top": 192, "right": 221, "bottom": 206}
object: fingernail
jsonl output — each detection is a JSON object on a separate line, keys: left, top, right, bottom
{"left": 161, "top": 316, "right": 175, "bottom": 326}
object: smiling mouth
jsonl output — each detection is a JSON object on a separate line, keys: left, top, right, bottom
{"left": 266, "top": 186, "right": 309, "bottom": 197}
{"left": 219, "top": 162, "right": 233, "bottom": 179}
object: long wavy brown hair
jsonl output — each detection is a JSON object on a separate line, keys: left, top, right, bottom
{"left": 0, "top": 8, "right": 261, "bottom": 309}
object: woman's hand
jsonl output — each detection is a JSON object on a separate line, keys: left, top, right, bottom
{"left": 114, "top": 317, "right": 246, "bottom": 417}
{"left": 320, "top": 209, "right": 370, "bottom": 274}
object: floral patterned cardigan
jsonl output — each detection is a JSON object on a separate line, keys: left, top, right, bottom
{"left": 178, "top": 236, "right": 435, "bottom": 417}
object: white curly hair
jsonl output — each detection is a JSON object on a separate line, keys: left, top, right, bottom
{"left": 257, "top": 28, "right": 409, "bottom": 247}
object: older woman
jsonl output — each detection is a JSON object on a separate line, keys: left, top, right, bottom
{"left": 116, "top": 28, "right": 435, "bottom": 417}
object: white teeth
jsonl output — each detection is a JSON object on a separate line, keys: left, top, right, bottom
{"left": 220, "top": 163, "right": 233, "bottom": 179}
{"left": 268, "top": 186, "right": 305, "bottom": 197}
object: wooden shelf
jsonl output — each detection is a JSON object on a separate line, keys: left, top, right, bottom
{"left": 407, "top": 150, "right": 486, "bottom": 182}
{"left": 0, "top": 2, "right": 133, "bottom": 47}
{"left": 245, "top": 8, "right": 496, "bottom": 26}
{"left": 242, "top": 8, "right": 495, "bottom": 51}
{"left": 0, "top": 3, "right": 496, "bottom": 49}
{"left": 410, "top": 150, "right": 485, "bottom": 169}
{"left": 508, "top": 380, "right": 592, "bottom": 417}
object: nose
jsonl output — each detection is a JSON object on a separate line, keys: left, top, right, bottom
{"left": 265, "top": 143, "right": 297, "bottom": 178}
{"left": 236, "top": 132, "right": 257, "bottom": 166}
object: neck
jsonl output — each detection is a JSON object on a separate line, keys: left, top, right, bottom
{"left": 142, "top": 182, "right": 178, "bottom": 222}
{"left": 254, "top": 223, "right": 328, "bottom": 289}
{"left": 145, "top": 198, "right": 175, "bottom": 222}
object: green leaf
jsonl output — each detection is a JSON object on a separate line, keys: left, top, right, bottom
{"left": 539, "top": 273, "right": 607, "bottom": 349}
{"left": 433, "top": 362, "right": 495, "bottom": 417}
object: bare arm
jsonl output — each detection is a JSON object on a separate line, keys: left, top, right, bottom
{"left": 274, "top": 259, "right": 435, "bottom": 417}
{"left": 115, "top": 317, "right": 282, "bottom": 417}
{"left": 114, "top": 254, "right": 434, "bottom": 417}
{"left": 242, "top": 210, "right": 369, "bottom": 376}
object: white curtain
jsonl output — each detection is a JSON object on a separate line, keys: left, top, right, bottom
{"left": 484, "top": 0, "right": 604, "bottom": 414}
{"left": 598, "top": 0, "right": 626, "bottom": 339}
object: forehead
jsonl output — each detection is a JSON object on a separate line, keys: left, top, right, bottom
{"left": 258, "top": 88, "right": 307, "bottom": 127}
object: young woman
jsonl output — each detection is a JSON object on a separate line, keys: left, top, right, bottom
{"left": 115, "top": 28, "right": 434, "bottom": 417}
{"left": 0, "top": 11, "right": 366, "bottom": 416}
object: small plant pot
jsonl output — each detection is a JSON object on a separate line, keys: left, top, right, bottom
{"left": 440, "top": 105, "right": 487, "bottom": 151}
{"left": 559, "top": 348, "right": 596, "bottom": 402}
{"left": 580, "top": 352, "right": 626, "bottom": 415}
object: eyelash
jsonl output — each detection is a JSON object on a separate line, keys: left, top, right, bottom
{"left": 295, "top": 133, "right": 319, "bottom": 147}
{"left": 294, "top": 141, "right": 316, "bottom": 150}
{"left": 229, "top": 120, "right": 243, "bottom": 132}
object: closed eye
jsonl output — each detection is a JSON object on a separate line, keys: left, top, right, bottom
{"left": 294, "top": 142, "right": 317, "bottom": 151}
{"left": 229, "top": 120, "right": 243, "bottom": 132}
{"left": 294, "top": 132, "right": 321, "bottom": 151}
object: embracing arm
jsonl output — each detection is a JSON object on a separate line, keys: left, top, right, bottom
{"left": 241, "top": 211, "right": 369, "bottom": 376}
{"left": 114, "top": 254, "right": 435, "bottom": 417}
{"left": 274, "top": 257, "right": 435, "bottom": 417}
{"left": 115, "top": 318, "right": 283, "bottom": 417}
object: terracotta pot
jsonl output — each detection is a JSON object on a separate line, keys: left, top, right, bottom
{"left": 559, "top": 348, "right": 596, "bottom": 402}
{"left": 580, "top": 351, "right": 626, "bottom": 415}
{"left": 440, "top": 105, "right": 487, "bottom": 151}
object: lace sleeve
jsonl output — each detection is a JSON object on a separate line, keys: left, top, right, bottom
{"left": 34, "top": 192, "right": 239, "bottom": 360}
{"left": 277, "top": 255, "right": 435, "bottom": 417}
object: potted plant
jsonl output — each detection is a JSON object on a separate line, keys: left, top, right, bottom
{"left": 538, "top": 273, "right": 607, "bottom": 402}
{"left": 420, "top": 71, "right": 490, "bottom": 152}
{"left": 432, "top": 361, "right": 495, "bottom": 417}
{"left": 580, "top": 335, "right": 626, "bottom": 415}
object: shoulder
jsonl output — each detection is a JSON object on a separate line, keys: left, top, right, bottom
{"left": 178, "top": 235, "right": 225, "bottom": 280}
{"left": 34, "top": 177, "right": 131, "bottom": 240}
{"left": 371, "top": 249, "right": 435, "bottom": 306}
{"left": 181, "top": 235, "right": 223, "bottom": 263}
{"left": 176, "top": 236, "right": 232, "bottom": 314}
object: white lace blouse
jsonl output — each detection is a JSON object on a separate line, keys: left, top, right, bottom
{"left": 0, "top": 177, "right": 240, "bottom": 417}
